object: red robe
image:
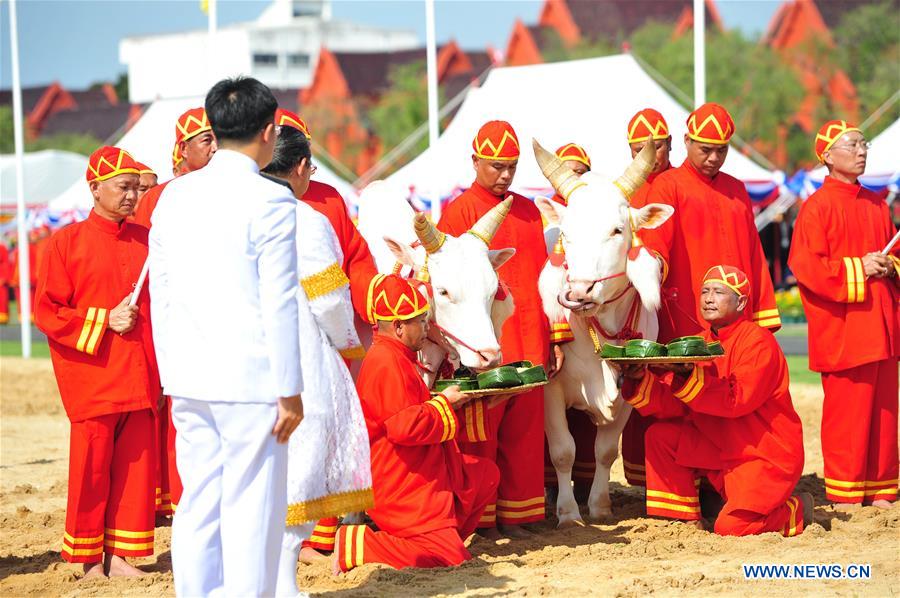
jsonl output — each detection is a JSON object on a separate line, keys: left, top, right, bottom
{"left": 438, "top": 182, "right": 548, "bottom": 526}
{"left": 787, "top": 175, "right": 899, "bottom": 503}
{"left": 34, "top": 210, "right": 159, "bottom": 563}
{"left": 637, "top": 161, "right": 780, "bottom": 342}
{"left": 302, "top": 180, "right": 378, "bottom": 321}
{"left": 622, "top": 317, "right": 805, "bottom": 536}
{"left": 341, "top": 334, "right": 497, "bottom": 571}
{"left": 0, "top": 244, "right": 9, "bottom": 323}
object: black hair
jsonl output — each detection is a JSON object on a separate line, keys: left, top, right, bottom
{"left": 261, "top": 126, "right": 311, "bottom": 176}
{"left": 205, "top": 76, "right": 278, "bottom": 143}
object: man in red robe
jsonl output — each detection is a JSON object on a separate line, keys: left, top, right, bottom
{"left": 621, "top": 265, "right": 811, "bottom": 536}
{"left": 0, "top": 242, "right": 11, "bottom": 324}
{"left": 788, "top": 120, "right": 899, "bottom": 507}
{"left": 131, "top": 107, "right": 217, "bottom": 229}
{"left": 334, "top": 274, "right": 499, "bottom": 572}
{"left": 131, "top": 107, "right": 215, "bottom": 518}
{"left": 35, "top": 146, "right": 160, "bottom": 578}
{"left": 134, "top": 161, "right": 158, "bottom": 204}
{"left": 275, "top": 109, "right": 378, "bottom": 322}
{"left": 437, "top": 120, "right": 549, "bottom": 537}
{"left": 636, "top": 102, "right": 780, "bottom": 343}
{"left": 621, "top": 107, "right": 675, "bottom": 488}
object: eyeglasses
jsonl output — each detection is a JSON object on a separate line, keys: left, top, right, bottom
{"left": 830, "top": 140, "right": 871, "bottom": 153}
{"left": 307, "top": 162, "right": 317, "bottom": 174}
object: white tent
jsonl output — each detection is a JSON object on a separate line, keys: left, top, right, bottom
{"left": 0, "top": 150, "right": 87, "bottom": 208}
{"left": 49, "top": 96, "right": 355, "bottom": 212}
{"left": 805, "top": 117, "right": 900, "bottom": 195}
{"left": 382, "top": 53, "right": 783, "bottom": 209}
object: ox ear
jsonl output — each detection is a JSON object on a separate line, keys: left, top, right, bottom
{"left": 535, "top": 196, "right": 565, "bottom": 226}
{"left": 384, "top": 236, "right": 417, "bottom": 268}
{"left": 488, "top": 248, "right": 516, "bottom": 270}
{"left": 630, "top": 203, "right": 674, "bottom": 231}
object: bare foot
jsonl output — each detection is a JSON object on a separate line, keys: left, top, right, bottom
{"left": 81, "top": 562, "right": 105, "bottom": 580}
{"left": 499, "top": 524, "right": 533, "bottom": 539}
{"left": 155, "top": 514, "right": 173, "bottom": 528}
{"left": 870, "top": 499, "right": 895, "bottom": 510}
{"left": 797, "top": 492, "right": 815, "bottom": 526}
{"left": 299, "top": 546, "right": 329, "bottom": 564}
{"left": 331, "top": 552, "right": 341, "bottom": 576}
{"left": 476, "top": 527, "right": 502, "bottom": 540}
{"left": 105, "top": 554, "right": 146, "bottom": 577}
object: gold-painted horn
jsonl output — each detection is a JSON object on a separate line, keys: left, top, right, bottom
{"left": 613, "top": 141, "right": 656, "bottom": 199}
{"left": 413, "top": 213, "right": 445, "bottom": 254}
{"left": 532, "top": 138, "right": 586, "bottom": 201}
{"left": 468, "top": 196, "right": 513, "bottom": 246}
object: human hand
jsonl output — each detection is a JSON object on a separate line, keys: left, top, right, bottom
{"left": 620, "top": 363, "right": 648, "bottom": 380}
{"left": 108, "top": 294, "right": 138, "bottom": 334}
{"left": 548, "top": 344, "right": 565, "bottom": 378}
{"left": 273, "top": 394, "right": 304, "bottom": 443}
{"left": 441, "top": 386, "right": 471, "bottom": 408}
{"left": 862, "top": 253, "right": 893, "bottom": 278}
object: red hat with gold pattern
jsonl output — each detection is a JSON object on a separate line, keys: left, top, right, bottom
{"left": 171, "top": 142, "right": 184, "bottom": 169}
{"left": 472, "top": 120, "right": 520, "bottom": 161}
{"left": 86, "top": 146, "right": 140, "bottom": 183}
{"left": 686, "top": 103, "right": 735, "bottom": 145}
{"left": 175, "top": 107, "right": 212, "bottom": 144}
{"left": 135, "top": 161, "right": 156, "bottom": 176}
{"left": 815, "top": 119, "right": 861, "bottom": 163}
{"left": 702, "top": 264, "right": 750, "bottom": 298}
{"left": 627, "top": 108, "right": 670, "bottom": 144}
{"left": 275, "top": 108, "right": 312, "bottom": 140}
{"left": 555, "top": 143, "right": 591, "bottom": 170}
{"left": 366, "top": 274, "right": 430, "bottom": 323}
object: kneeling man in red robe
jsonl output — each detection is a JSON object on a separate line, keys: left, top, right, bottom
{"left": 335, "top": 274, "right": 499, "bottom": 572}
{"left": 620, "top": 265, "right": 812, "bottom": 537}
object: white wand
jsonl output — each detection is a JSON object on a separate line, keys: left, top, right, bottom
{"left": 129, "top": 258, "right": 150, "bottom": 307}
{"left": 881, "top": 229, "right": 900, "bottom": 255}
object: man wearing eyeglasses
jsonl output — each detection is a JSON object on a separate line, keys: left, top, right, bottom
{"left": 788, "top": 119, "right": 899, "bottom": 509}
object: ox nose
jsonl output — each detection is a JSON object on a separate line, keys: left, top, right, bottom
{"left": 567, "top": 280, "right": 596, "bottom": 303}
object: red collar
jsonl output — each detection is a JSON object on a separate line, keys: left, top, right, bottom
{"left": 87, "top": 209, "right": 126, "bottom": 236}
{"left": 372, "top": 333, "right": 417, "bottom": 362}
{"left": 821, "top": 175, "right": 862, "bottom": 198}
{"left": 682, "top": 159, "right": 719, "bottom": 185}
{"left": 709, "top": 316, "right": 748, "bottom": 341}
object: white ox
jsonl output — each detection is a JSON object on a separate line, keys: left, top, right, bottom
{"left": 532, "top": 141, "right": 674, "bottom": 526}
{"left": 357, "top": 181, "right": 516, "bottom": 385}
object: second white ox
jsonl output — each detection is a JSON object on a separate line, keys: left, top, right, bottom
{"left": 532, "top": 140, "right": 674, "bottom": 526}
{"left": 357, "top": 181, "right": 516, "bottom": 385}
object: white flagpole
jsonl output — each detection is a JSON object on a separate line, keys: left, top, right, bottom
{"left": 207, "top": 0, "right": 218, "bottom": 85}
{"left": 693, "top": 0, "right": 706, "bottom": 107}
{"left": 9, "top": 0, "right": 31, "bottom": 358}
{"left": 424, "top": 0, "right": 441, "bottom": 221}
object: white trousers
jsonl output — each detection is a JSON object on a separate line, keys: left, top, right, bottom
{"left": 275, "top": 523, "right": 315, "bottom": 598}
{"left": 171, "top": 397, "right": 287, "bottom": 598}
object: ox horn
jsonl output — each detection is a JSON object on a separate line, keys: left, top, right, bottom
{"left": 413, "top": 213, "right": 446, "bottom": 254}
{"left": 532, "top": 138, "right": 585, "bottom": 202}
{"left": 614, "top": 141, "right": 656, "bottom": 199}
{"left": 468, "top": 196, "right": 513, "bottom": 246}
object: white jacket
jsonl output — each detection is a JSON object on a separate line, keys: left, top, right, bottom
{"left": 149, "top": 149, "right": 303, "bottom": 403}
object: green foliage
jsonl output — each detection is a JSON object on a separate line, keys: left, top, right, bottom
{"left": 367, "top": 60, "right": 443, "bottom": 177}
{"left": 629, "top": 23, "right": 804, "bottom": 158}
{"left": 833, "top": 0, "right": 900, "bottom": 137}
{"left": 0, "top": 104, "right": 101, "bottom": 156}
{"left": 114, "top": 73, "right": 129, "bottom": 103}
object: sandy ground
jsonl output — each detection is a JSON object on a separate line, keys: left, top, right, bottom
{"left": 1, "top": 356, "right": 897, "bottom": 597}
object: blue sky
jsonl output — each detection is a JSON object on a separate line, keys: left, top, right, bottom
{"left": 0, "top": 0, "right": 780, "bottom": 90}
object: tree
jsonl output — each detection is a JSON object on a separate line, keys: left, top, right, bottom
{"left": 833, "top": 0, "right": 900, "bottom": 137}
{"left": 367, "top": 61, "right": 443, "bottom": 177}
{"left": 627, "top": 22, "right": 805, "bottom": 168}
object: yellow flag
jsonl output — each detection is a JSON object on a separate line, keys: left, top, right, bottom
{"left": 200, "top": 0, "right": 209, "bottom": 14}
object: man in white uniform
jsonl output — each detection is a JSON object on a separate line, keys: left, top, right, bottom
{"left": 149, "top": 76, "right": 304, "bottom": 596}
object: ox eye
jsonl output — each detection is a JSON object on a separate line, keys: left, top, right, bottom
{"left": 612, "top": 227, "right": 623, "bottom": 236}
{"left": 436, "top": 287, "right": 450, "bottom": 298}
